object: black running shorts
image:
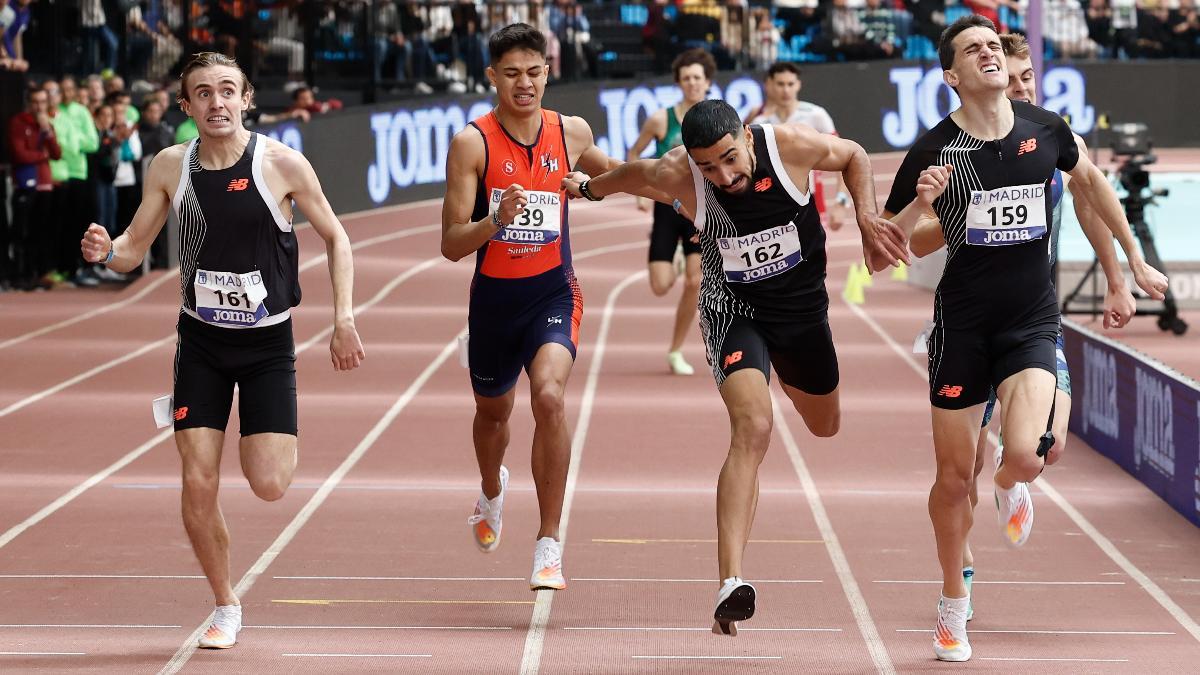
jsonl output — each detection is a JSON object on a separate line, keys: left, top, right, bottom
{"left": 173, "top": 311, "right": 298, "bottom": 436}
{"left": 927, "top": 319, "right": 1058, "bottom": 410}
{"left": 648, "top": 201, "right": 701, "bottom": 262}
{"left": 699, "top": 307, "right": 839, "bottom": 395}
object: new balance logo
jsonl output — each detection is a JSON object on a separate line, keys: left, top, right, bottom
{"left": 723, "top": 351, "right": 743, "bottom": 370}
{"left": 937, "top": 385, "right": 963, "bottom": 398}
{"left": 173, "top": 406, "right": 189, "bottom": 421}
{"left": 1017, "top": 138, "right": 1037, "bottom": 156}
{"left": 754, "top": 177, "right": 773, "bottom": 192}
{"left": 226, "top": 178, "right": 249, "bottom": 191}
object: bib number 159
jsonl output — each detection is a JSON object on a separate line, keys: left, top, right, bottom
{"left": 987, "top": 204, "right": 1028, "bottom": 227}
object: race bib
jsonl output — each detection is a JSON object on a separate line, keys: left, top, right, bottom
{"left": 717, "top": 222, "right": 803, "bottom": 283}
{"left": 489, "top": 188, "right": 561, "bottom": 245}
{"left": 194, "top": 268, "right": 269, "bottom": 327}
{"left": 966, "top": 183, "right": 1048, "bottom": 246}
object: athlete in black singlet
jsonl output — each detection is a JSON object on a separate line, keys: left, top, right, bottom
{"left": 881, "top": 15, "right": 1167, "bottom": 662}
{"left": 563, "top": 99, "right": 908, "bottom": 636}
{"left": 82, "top": 52, "right": 364, "bottom": 651}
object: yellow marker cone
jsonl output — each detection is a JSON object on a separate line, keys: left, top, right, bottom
{"left": 891, "top": 263, "right": 909, "bottom": 282}
{"left": 858, "top": 262, "right": 874, "bottom": 288}
{"left": 842, "top": 263, "right": 866, "bottom": 305}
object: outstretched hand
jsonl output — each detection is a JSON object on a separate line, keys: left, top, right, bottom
{"left": 561, "top": 171, "right": 590, "bottom": 199}
{"left": 859, "top": 213, "right": 910, "bottom": 273}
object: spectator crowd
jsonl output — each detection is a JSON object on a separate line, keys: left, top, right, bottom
{"left": 3, "top": 0, "right": 1200, "bottom": 293}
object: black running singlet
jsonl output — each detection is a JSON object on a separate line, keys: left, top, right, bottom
{"left": 173, "top": 133, "right": 301, "bottom": 329}
{"left": 885, "top": 100, "right": 1078, "bottom": 331}
{"left": 691, "top": 124, "right": 827, "bottom": 324}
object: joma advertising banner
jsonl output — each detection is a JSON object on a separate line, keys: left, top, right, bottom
{"left": 1064, "top": 318, "right": 1200, "bottom": 528}
{"left": 256, "top": 61, "right": 1200, "bottom": 216}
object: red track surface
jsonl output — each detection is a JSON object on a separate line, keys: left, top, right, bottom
{"left": 1, "top": 172, "right": 1198, "bottom": 674}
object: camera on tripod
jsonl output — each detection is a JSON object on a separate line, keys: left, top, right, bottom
{"left": 1110, "top": 122, "right": 1169, "bottom": 203}
{"left": 1062, "top": 120, "right": 1187, "bottom": 335}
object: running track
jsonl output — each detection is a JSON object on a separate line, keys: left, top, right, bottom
{"left": 1, "top": 161, "right": 1198, "bottom": 673}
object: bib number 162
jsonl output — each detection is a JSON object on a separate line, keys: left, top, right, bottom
{"left": 739, "top": 243, "right": 782, "bottom": 267}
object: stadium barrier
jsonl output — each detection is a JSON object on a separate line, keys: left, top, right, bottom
{"left": 1064, "top": 318, "right": 1200, "bottom": 528}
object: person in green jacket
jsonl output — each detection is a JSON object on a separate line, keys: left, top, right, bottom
{"left": 59, "top": 76, "right": 102, "bottom": 285}
{"left": 44, "top": 80, "right": 77, "bottom": 285}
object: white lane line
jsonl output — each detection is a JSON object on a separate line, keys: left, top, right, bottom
{"left": 0, "top": 271, "right": 178, "bottom": 351}
{"left": 875, "top": 580, "right": 1126, "bottom": 586}
{"left": 159, "top": 331, "right": 463, "bottom": 675}
{"left": 0, "top": 224, "right": 440, "bottom": 422}
{"left": 897, "top": 629, "right": 1174, "bottom": 636}
{"left": 771, "top": 393, "right": 896, "bottom": 675}
{"left": 247, "top": 625, "right": 510, "bottom": 631}
{"left": 844, "top": 300, "right": 1200, "bottom": 646}
{"left": 274, "top": 576, "right": 524, "bottom": 582}
{"left": 519, "top": 270, "right": 647, "bottom": 675}
{"left": 0, "top": 652, "right": 86, "bottom": 656}
{"left": 632, "top": 655, "right": 782, "bottom": 660}
{"left": 0, "top": 234, "right": 638, "bottom": 552}
{"left": 0, "top": 252, "right": 438, "bottom": 552}
{"left": 283, "top": 653, "right": 432, "bottom": 658}
{"left": 0, "top": 624, "right": 181, "bottom": 629}
{"left": 565, "top": 627, "right": 841, "bottom": 633}
{"left": 165, "top": 242, "right": 647, "bottom": 674}
{"left": 0, "top": 336, "right": 175, "bottom": 418}
{"left": 0, "top": 575, "right": 203, "bottom": 579}
{"left": 0, "top": 428, "right": 174, "bottom": 550}
{"left": 980, "top": 657, "right": 1129, "bottom": 663}
{"left": 571, "top": 578, "right": 822, "bottom": 584}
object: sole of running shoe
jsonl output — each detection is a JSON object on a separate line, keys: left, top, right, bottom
{"left": 712, "top": 584, "right": 755, "bottom": 635}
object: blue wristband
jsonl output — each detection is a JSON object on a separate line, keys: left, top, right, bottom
{"left": 103, "top": 243, "right": 114, "bottom": 264}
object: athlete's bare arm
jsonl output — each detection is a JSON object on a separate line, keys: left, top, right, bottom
{"left": 561, "top": 146, "right": 696, "bottom": 216}
{"left": 1064, "top": 148, "right": 1168, "bottom": 300}
{"left": 775, "top": 124, "right": 910, "bottom": 269}
{"left": 909, "top": 212, "right": 945, "bottom": 257}
{"left": 625, "top": 109, "right": 666, "bottom": 162}
{"left": 440, "top": 127, "right": 523, "bottom": 262}
{"left": 80, "top": 144, "right": 182, "bottom": 272}
{"left": 269, "top": 140, "right": 365, "bottom": 370}
{"left": 565, "top": 115, "right": 680, "bottom": 210}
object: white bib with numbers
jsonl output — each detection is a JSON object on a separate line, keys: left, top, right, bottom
{"left": 966, "top": 182, "right": 1048, "bottom": 246}
{"left": 194, "top": 268, "right": 270, "bottom": 327}
{"left": 489, "top": 188, "right": 562, "bottom": 246}
{"left": 717, "top": 222, "right": 804, "bottom": 283}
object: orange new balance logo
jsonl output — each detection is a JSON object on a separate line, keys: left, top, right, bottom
{"left": 173, "top": 406, "right": 189, "bottom": 421}
{"left": 1017, "top": 138, "right": 1037, "bottom": 156}
{"left": 754, "top": 177, "right": 773, "bottom": 192}
{"left": 723, "top": 351, "right": 743, "bottom": 370}
{"left": 226, "top": 178, "right": 249, "bottom": 191}
{"left": 937, "top": 385, "right": 963, "bottom": 398}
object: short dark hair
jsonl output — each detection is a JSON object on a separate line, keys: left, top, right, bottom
{"left": 104, "top": 91, "right": 130, "bottom": 106}
{"left": 671, "top": 48, "right": 716, "bottom": 83}
{"left": 488, "top": 23, "right": 547, "bottom": 63}
{"left": 681, "top": 99, "right": 744, "bottom": 151}
{"left": 291, "top": 86, "right": 312, "bottom": 101}
{"left": 766, "top": 62, "right": 801, "bottom": 80}
{"left": 937, "top": 14, "right": 998, "bottom": 71}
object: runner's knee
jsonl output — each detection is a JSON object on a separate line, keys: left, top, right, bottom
{"left": 530, "top": 384, "right": 565, "bottom": 423}
{"left": 804, "top": 409, "right": 839, "bottom": 438}
{"left": 248, "top": 472, "right": 291, "bottom": 502}
{"left": 1002, "top": 440, "right": 1046, "bottom": 482}
{"left": 729, "top": 410, "right": 773, "bottom": 457}
{"left": 181, "top": 467, "right": 220, "bottom": 507}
